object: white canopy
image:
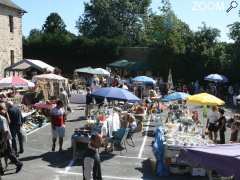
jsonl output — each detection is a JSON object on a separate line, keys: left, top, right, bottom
{"left": 75, "top": 67, "right": 110, "bottom": 76}
{"left": 94, "top": 68, "right": 110, "bottom": 76}
{"left": 33, "top": 73, "right": 67, "bottom": 81}
{"left": 5, "top": 59, "right": 55, "bottom": 72}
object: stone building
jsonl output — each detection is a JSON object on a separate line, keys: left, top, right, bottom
{"left": 0, "top": 0, "right": 25, "bottom": 76}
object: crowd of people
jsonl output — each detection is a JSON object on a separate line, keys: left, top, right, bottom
{"left": 0, "top": 102, "right": 24, "bottom": 175}
{"left": 1, "top": 71, "right": 240, "bottom": 180}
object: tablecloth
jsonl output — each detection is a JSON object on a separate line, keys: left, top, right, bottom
{"left": 179, "top": 144, "right": 240, "bottom": 179}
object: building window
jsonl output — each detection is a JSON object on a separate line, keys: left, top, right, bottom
{"left": 9, "top": 16, "right": 14, "bottom": 33}
{"left": 10, "top": 50, "right": 14, "bottom": 65}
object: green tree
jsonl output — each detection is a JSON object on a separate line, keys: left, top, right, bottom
{"left": 42, "top": 13, "right": 67, "bottom": 33}
{"left": 227, "top": 22, "right": 240, "bottom": 81}
{"left": 228, "top": 22, "right": 240, "bottom": 43}
{"left": 76, "top": 0, "right": 151, "bottom": 44}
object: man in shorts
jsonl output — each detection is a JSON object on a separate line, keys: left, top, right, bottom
{"left": 50, "top": 100, "right": 66, "bottom": 152}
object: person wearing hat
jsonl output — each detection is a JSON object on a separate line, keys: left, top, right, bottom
{"left": 83, "top": 134, "right": 103, "bottom": 180}
{"left": 218, "top": 108, "right": 226, "bottom": 144}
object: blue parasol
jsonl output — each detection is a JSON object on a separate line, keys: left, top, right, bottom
{"left": 132, "top": 76, "right": 156, "bottom": 85}
{"left": 204, "top": 74, "right": 228, "bottom": 83}
{"left": 92, "top": 87, "right": 140, "bottom": 102}
{"left": 162, "top": 92, "right": 190, "bottom": 102}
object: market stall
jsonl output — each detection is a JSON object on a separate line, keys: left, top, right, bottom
{"left": 71, "top": 107, "right": 120, "bottom": 159}
{"left": 179, "top": 144, "right": 240, "bottom": 180}
{"left": 153, "top": 92, "right": 225, "bottom": 177}
{"left": 4, "top": 59, "right": 55, "bottom": 78}
{"left": 153, "top": 112, "right": 213, "bottom": 176}
{"left": 0, "top": 76, "right": 35, "bottom": 89}
{"left": 132, "top": 76, "right": 157, "bottom": 99}
{"left": 71, "top": 87, "right": 139, "bottom": 159}
{"left": 32, "top": 73, "right": 68, "bottom": 100}
{"left": 21, "top": 108, "right": 47, "bottom": 134}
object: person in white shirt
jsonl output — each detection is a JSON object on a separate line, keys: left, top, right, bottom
{"left": 206, "top": 106, "right": 220, "bottom": 142}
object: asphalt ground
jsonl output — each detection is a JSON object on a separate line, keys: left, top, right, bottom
{"left": 1, "top": 104, "right": 215, "bottom": 180}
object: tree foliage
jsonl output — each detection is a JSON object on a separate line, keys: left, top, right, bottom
{"left": 76, "top": 0, "right": 151, "bottom": 44}
{"left": 42, "top": 13, "right": 67, "bottom": 33}
{"left": 23, "top": 1, "right": 240, "bottom": 82}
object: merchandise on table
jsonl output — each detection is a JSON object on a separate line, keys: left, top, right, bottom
{"left": 153, "top": 111, "right": 214, "bottom": 176}
{"left": 21, "top": 109, "right": 48, "bottom": 134}
{"left": 71, "top": 108, "right": 121, "bottom": 159}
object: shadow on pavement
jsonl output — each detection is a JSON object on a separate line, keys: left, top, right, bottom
{"left": 70, "top": 150, "right": 116, "bottom": 167}
{"left": 135, "top": 159, "right": 157, "bottom": 180}
{"left": 19, "top": 148, "right": 73, "bottom": 169}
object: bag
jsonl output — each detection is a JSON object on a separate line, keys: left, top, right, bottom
{"left": 21, "top": 128, "right": 27, "bottom": 144}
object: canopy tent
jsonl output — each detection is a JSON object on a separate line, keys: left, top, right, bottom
{"left": 132, "top": 76, "right": 156, "bottom": 85}
{"left": 33, "top": 73, "right": 67, "bottom": 81}
{"left": 179, "top": 144, "right": 240, "bottom": 179}
{"left": 74, "top": 67, "right": 97, "bottom": 75}
{"left": 0, "top": 76, "right": 35, "bottom": 89}
{"left": 75, "top": 67, "right": 110, "bottom": 76}
{"left": 94, "top": 68, "right": 110, "bottom": 76}
{"left": 186, "top": 93, "right": 225, "bottom": 106}
{"left": 204, "top": 74, "right": 228, "bottom": 83}
{"left": 108, "top": 60, "right": 136, "bottom": 68}
{"left": 162, "top": 92, "right": 190, "bottom": 102}
{"left": 33, "top": 74, "right": 68, "bottom": 101}
{"left": 92, "top": 87, "right": 140, "bottom": 102}
{"left": 5, "top": 59, "right": 55, "bottom": 74}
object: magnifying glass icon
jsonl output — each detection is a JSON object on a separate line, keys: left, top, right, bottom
{"left": 227, "top": 0, "right": 238, "bottom": 13}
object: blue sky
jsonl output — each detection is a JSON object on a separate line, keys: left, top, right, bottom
{"left": 14, "top": 0, "right": 240, "bottom": 42}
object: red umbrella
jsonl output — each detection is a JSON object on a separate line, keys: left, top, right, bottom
{"left": 0, "top": 76, "right": 35, "bottom": 88}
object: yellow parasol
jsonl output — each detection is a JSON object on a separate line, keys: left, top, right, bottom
{"left": 186, "top": 93, "right": 225, "bottom": 106}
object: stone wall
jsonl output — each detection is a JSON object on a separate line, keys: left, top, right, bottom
{"left": 0, "top": 4, "right": 23, "bottom": 76}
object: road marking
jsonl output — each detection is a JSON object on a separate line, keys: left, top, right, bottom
{"left": 64, "top": 159, "right": 75, "bottom": 173}
{"left": 27, "top": 123, "right": 50, "bottom": 135}
{"left": 116, "top": 155, "right": 147, "bottom": 160}
{"left": 58, "top": 171, "right": 151, "bottom": 180}
{"left": 138, "top": 120, "right": 150, "bottom": 158}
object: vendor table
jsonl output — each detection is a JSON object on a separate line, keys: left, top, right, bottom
{"left": 153, "top": 114, "right": 212, "bottom": 176}
{"left": 22, "top": 110, "right": 36, "bottom": 118}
